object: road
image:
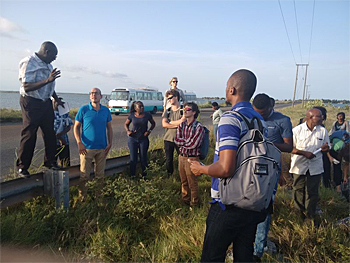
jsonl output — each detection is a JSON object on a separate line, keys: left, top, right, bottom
{"left": 0, "top": 107, "right": 224, "bottom": 179}
{"left": 0, "top": 103, "right": 293, "bottom": 179}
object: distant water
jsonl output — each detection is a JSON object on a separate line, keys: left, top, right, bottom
{"left": 0, "top": 91, "right": 103, "bottom": 110}
{"left": 0, "top": 91, "right": 223, "bottom": 110}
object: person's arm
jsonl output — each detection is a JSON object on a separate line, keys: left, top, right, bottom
{"left": 124, "top": 118, "right": 133, "bottom": 136}
{"left": 23, "top": 68, "right": 61, "bottom": 92}
{"left": 274, "top": 137, "right": 293, "bottom": 153}
{"left": 73, "top": 120, "right": 87, "bottom": 155}
{"left": 144, "top": 115, "right": 156, "bottom": 137}
{"left": 190, "top": 149, "right": 237, "bottom": 178}
{"left": 174, "top": 123, "right": 184, "bottom": 147}
{"left": 162, "top": 115, "right": 185, "bottom": 129}
{"left": 105, "top": 121, "right": 113, "bottom": 155}
{"left": 52, "top": 92, "right": 64, "bottom": 107}
{"left": 56, "top": 126, "right": 71, "bottom": 145}
{"left": 291, "top": 147, "right": 315, "bottom": 159}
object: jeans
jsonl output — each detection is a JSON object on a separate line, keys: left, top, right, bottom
{"left": 201, "top": 203, "right": 266, "bottom": 262}
{"left": 253, "top": 213, "right": 271, "bottom": 257}
{"left": 128, "top": 137, "right": 149, "bottom": 176}
{"left": 164, "top": 140, "right": 179, "bottom": 175}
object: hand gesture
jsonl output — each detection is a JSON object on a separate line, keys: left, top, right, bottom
{"left": 189, "top": 159, "right": 203, "bottom": 176}
{"left": 127, "top": 130, "right": 134, "bottom": 136}
{"left": 48, "top": 68, "right": 61, "bottom": 83}
{"left": 144, "top": 130, "right": 151, "bottom": 137}
{"left": 78, "top": 142, "right": 87, "bottom": 155}
{"left": 321, "top": 142, "right": 329, "bottom": 152}
{"left": 303, "top": 151, "right": 316, "bottom": 159}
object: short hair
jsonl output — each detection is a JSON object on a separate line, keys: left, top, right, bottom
{"left": 229, "top": 69, "right": 257, "bottom": 100}
{"left": 169, "top": 77, "right": 178, "bottom": 85}
{"left": 165, "top": 89, "right": 180, "bottom": 100}
{"left": 337, "top": 112, "right": 345, "bottom": 119}
{"left": 211, "top": 102, "right": 219, "bottom": 108}
{"left": 130, "top": 101, "right": 144, "bottom": 113}
{"left": 184, "top": 102, "right": 200, "bottom": 119}
{"left": 252, "top": 93, "right": 271, "bottom": 110}
{"left": 312, "top": 106, "right": 327, "bottom": 120}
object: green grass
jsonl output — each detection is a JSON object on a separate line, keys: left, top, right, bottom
{"left": 1, "top": 101, "right": 350, "bottom": 262}
{"left": 0, "top": 108, "right": 79, "bottom": 123}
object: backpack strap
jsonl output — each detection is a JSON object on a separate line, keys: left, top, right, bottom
{"left": 227, "top": 110, "right": 264, "bottom": 133}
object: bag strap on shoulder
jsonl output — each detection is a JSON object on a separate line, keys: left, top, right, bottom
{"left": 226, "top": 110, "right": 264, "bottom": 133}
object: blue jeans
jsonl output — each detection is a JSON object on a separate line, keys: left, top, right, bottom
{"left": 201, "top": 202, "right": 266, "bottom": 262}
{"left": 128, "top": 137, "right": 149, "bottom": 176}
{"left": 253, "top": 213, "right": 271, "bottom": 257}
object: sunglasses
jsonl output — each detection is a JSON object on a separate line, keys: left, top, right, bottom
{"left": 89, "top": 92, "right": 100, "bottom": 95}
{"left": 184, "top": 108, "right": 193, "bottom": 112}
{"left": 167, "top": 96, "right": 174, "bottom": 100}
{"left": 172, "top": 81, "right": 178, "bottom": 83}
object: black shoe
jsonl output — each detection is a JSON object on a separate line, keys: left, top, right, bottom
{"left": 18, "top": 169, "right": 30, "bottom": 178}
{"left": 45, "top": 162, "right": 61, "bottom": 170}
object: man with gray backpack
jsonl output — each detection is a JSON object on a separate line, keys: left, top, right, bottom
{"left": 190, "top": 69, "right": 281, "bottom": 262}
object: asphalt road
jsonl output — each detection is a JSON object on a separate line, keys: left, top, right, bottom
{"left": 0, "top": 107, "right": 226, "bottom": 179}
{"left": 0, "top": 103, "right": 293, "bottom": 179}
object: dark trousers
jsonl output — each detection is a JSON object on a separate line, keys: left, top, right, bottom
{"left": 16, "top": 96, "right": 57, "bottom": 171}
{"left": 322, "top": 152, "right": 331, "bottom": 188}
{"left": 292, "top": 171, "right": 321, "bottom": 218}
{"left": 56, "top": 144, "right": 70, "bottom": 167}
{"left": 201, "top": 203, "right": 266, "bottom": 262}
{"left": 164, "top": 140, "right": 179, "bottom": 175}
{"left": 128, "top": 137, "right": 149, "bottom": 176}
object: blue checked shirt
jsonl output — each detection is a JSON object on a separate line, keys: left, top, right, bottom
{"left": 19, "top": 53, "right": 55, "bottom": 100}
{"left": 53, "top": 111, "right": 73, "bottom": 145}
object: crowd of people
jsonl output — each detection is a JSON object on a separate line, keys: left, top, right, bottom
{"left": 16, "top": 41, "right": 349, "bottom": 262}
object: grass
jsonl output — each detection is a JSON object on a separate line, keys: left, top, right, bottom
{"left": 1, "top": 101, "right": 350, "bottom": 262}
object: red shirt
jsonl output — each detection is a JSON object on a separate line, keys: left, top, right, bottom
{"left": 175, "top": 120, "right": 204, "bottom": 157}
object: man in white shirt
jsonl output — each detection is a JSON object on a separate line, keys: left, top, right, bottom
{"left": 17, "top": 41, "right": 63, "bottom": 178}
{"left": 289, "top": 108, "right": 329, "bottom": 221}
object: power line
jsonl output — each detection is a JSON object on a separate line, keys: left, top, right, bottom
{"left": 278, "top": 0, "right": 297, "bottom": 64}
{"left": 293, "top": 0, "right": 303, "bottom": 63}
{"left": 308, "top": 0, "right": 316, "bottom": 64}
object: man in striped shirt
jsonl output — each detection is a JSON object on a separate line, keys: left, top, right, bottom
{"left": 190, "top": 69, "right": 267, "bottom": 262}
{"left": 175, "top": 102, "right": 204, "bottom": 206}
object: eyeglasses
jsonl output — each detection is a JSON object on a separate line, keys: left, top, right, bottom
{"left": 89, "top": 92, "right": 100, "bottom": 95}
{"left": 167, "top": 96, "right": 174, "bottom": 100}
{"left": 172, "top": 81, "right": 178, "bottom": 83}
{"left": 184, "top": 108, "right": 193, "bottom": 112}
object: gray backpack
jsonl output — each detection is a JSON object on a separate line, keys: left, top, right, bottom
{"left": 219, "top": 111, "right": 281, "bottom": 212}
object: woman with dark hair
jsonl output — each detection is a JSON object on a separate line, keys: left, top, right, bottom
{"left": 330, "top": 112, "right": 350, "bottom": 134}
{"left": 124, "top": 101, "right": 156, "bottom": 178}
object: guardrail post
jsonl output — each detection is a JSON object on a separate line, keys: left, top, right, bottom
{"left": 43, "top": 170, "right": 70, "bottom": 211}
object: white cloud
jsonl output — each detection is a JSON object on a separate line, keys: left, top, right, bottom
{"left": 0, "top": 16, "right": 24, "bottom": 33}
{"left": 62, "top": 65, "right": 128, "bottom": 79}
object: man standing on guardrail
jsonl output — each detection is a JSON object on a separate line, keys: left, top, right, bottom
{"left": 17, "top": 41, "right": 64, "bottom": 178}
{"left": 163, "top": 77, "right": 186, "bottom": 111}
{"left": 73, "top": 87, "right": 113, "bottom": 200}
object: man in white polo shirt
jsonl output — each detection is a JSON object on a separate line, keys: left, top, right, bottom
{"left": 289, "top": 108, "right": 329, "bottom": 221}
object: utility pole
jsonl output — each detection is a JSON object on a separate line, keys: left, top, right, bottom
{"left": 292, "top": 63, "right": 309, "bottom": 107}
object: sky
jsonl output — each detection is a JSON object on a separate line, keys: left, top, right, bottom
{"left": 0, "top": 0, "right": 349, "bottom": 100}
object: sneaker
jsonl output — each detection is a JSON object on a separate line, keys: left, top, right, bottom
{"left": 18, "top": 169, "right": 30, "bottom": 178}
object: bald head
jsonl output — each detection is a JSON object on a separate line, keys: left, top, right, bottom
{"left": 306, "top": 108, "right": 323, "bottom": 129}
{"left": 37, "top": 41, "right": 58, "bottom": 64}
{"left": 227, "top": 69, "right": 257, "bottom": 101}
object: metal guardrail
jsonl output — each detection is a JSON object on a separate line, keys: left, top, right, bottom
{"left": 0, "top": 149, "right": 162, "bottom": 209}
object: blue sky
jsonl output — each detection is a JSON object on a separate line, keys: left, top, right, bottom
{"left": 0, "top": 0, "right": 349, "bottom": 100}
